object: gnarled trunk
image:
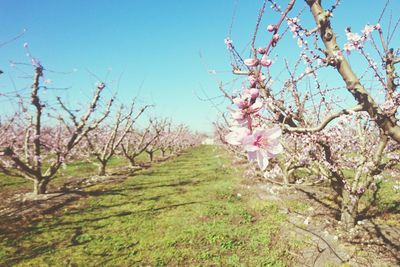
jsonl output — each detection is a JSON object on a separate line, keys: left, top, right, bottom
{"left": 33, "top": 178, "right": 49, "bottom": 195}
{"left": 148, "top": 152, "right": 154, "bottom": 162}
{"left": 340, "top": 191, "right": 359, "bottom": 229}
{"left": 128, "top": 157, "right": 136, "bottom": 168}
{"left": 98, "top": 161, "right": 107, "bottom": 176}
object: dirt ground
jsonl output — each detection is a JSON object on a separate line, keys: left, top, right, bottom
{"left": 244, "top": 179, "right": 399, "bottom": 267}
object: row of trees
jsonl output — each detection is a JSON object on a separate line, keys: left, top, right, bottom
{"left": 0, "top": 58, "right": 202, "bottom": 196}
{"left": 216, "top": 0, "right": 400, "bottom": 229}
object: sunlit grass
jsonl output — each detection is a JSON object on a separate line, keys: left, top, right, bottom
{"left": 0, "top": 145, "right": 289, "bottom": 266}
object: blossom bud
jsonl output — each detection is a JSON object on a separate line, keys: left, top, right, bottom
{"left": 267, "top": 24, "right": 275, "bottom": 32}
{"left": 244, "top": 58, "right": 259, "bottom": 67}
{"left": 257, "top": 47, "right": 266, "bottom": 54}
{"left": 97, "top": 82, "right": 106, "bottom": 90}
{"left": 249, "top": 88, "right": 259, "bottom": 99}
{"left": 260, "top": 58, "right": 272, "bottom": 67}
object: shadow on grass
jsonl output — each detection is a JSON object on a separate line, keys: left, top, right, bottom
{"left": 357, "top": 201, "right": 399, "bottom": 221}
{"left": 295, "top": 187, "right": 340, "bottom": 218}
{"left": 1, "top": 200, "right": 204, "bottom": 266}
{"left": 346, "top": 220, "right": 400, "bottom": 265}
{"left": 2, "top": 242, "right": 63, "bottom": 266}
{"left": 52, "top": 200, "right": 206, "bottom": 227}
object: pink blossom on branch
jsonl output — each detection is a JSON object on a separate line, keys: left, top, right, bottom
{"left": 242, "top": 127, "right": 283, "bottom": 170}
{"left": 225, "top": 126, "right": 283, "bottom": 170}
{"left": 244, "top": 58, "right": 260, "bottom": 67}
{"left": 260, "top": 55, "right": 272, "bottom": 67}
{"left": 224, "top": 37, "right": 233, "bottom": 50}
{"left": 225, "top": 126, "right": 250, "bottom": 146}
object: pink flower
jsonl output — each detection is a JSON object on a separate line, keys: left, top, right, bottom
{"left": 344, "top": 43, "right": 353, "bottom": 54}
{"left": 272, "top": 34, "right": 280, "bottom": 42}
{"left": 242, "top": 127, "right": 283, "bottom": 170}
{"left": 97, "top": 82, "right": 106, "bottom": 90}
{"left": 229, "top": 100, "right": 263, "bottom": 125}
{"left": 240, "top": 88, "right": 259, "bottom": 100}
{"left": 247, "top": 88, "right": 259, "bottom": 99}
{"left": 225, "top": 127, "right": 250, "bottom": 145}
{"left": 362, "top": 24, "right": 374, "bottom": 36}
{"left": 267, "top": 24, "right": 275, "bottom": 32}
{"left": 233, "top": 97, "right": 248, "bottom": 109}
{"left": 224, "top": 37, "right": 233, "bottom": 49}
{"left": 230, "top": 109, "right": 246, "bottom": 123}
{"left": 248, "top": 75, "right": 258, "bottom": 87}
{"left": 257, "top": 47, "right": 266, "bottom": 54}
{"left": 248, "top": 101, "right": 263, "bottom": 113}
{"left": 297, "top": 38, "right": 303, "bottom": 48}
{"left": 244, "top": 58, "right": 259, "bottom": 67}
{"left": 260, "top": 55, "right": 272, "bottom": 67}
{"left": 346, "top": 31, "right": 361, "bottom": 43}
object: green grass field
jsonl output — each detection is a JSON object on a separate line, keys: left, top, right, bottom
{"left": 0, "top": 145, "right": 290, "bottom": 266}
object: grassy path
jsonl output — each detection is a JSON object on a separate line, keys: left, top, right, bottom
{"left": 0, "top": 145, "right": 288, "bottom": 266}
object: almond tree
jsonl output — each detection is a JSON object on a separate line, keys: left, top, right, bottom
{"left": 121, "top": 121, "right": 162, "bottom": 168}
{"left": 84, "top": 102, "right": 150, "bottom": 176}
{"left": 221, "top": 0, "right": 400, "bottom": 228}
{"left": 144, "top": 118, "right": 168, "bottom": 162}
{"left": 0, "top": 63, "right": 113, "bottom": 195}
{"left": 158, "top": 121, "right": 173, "bottom": 157}
{"left": 169, "top": 125, "right": 202, "bottom": 154}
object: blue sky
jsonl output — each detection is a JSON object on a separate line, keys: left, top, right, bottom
{"left": 1, "top": 1, "right": 399, "bottom": 133}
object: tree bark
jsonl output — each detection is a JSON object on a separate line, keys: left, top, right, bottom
{"left": 340, "top": 191, "right": 358, "bottom": 229}
{"left": 306, "top": 0, "right": 400, "bottom": 143}
{"left": 128, "top": 158, "right": 136, "bottom": 168}
{"left": 33, "top": 178, "right": 49, "bottom": 195}
{"left": 98, "top": 161, "right": 107, "bottom": 176}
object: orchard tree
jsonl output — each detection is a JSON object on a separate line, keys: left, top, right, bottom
{"left": 144, "top": 118, "right": 168, "bottom": 162}
{"left": 121, "top": 120, "right": 162, "bottom": 168}
{"left": 0, "top": 62, "right": 113, "bottom": 195}
{"left": 221, "top": 0, "right": 400, "bottom": 228}
{"left": 84, "top": 102, "right": 150, "bottom": 176}
{"left": 158, "top": 121, "right": 173, "bottom": 157}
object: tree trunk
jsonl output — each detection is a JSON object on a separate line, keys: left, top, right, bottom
{"left": 98, "top": 161, "right": 107, "bottom": 176}
{"left": 33, "top": 178, "right": 49, "bottom": 195}
{"left": 340, "top": 191, "right": 358, "bottom": 229}
{"left": 149, "top": 152, "right": 154, "bottom": 162}
{"left": 282, "top": 164, "right": 291, "bottom": 186}
{"left": 128, "top": 157, "right": 135, "bottom": 168}
{"left": 161, "top": 149, "right": 166, "bottom": 157}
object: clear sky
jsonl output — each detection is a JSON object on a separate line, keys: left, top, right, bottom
{"left": 1, "top": 1, "right": 399, "bottom": 133}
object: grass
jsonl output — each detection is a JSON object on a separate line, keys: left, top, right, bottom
{"left": 0, "top": 145, "right": 289, "bottom": 266}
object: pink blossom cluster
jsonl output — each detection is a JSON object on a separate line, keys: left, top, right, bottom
{"left": 287, "top": 17, "right": 307, "bottom": 48}
{"left": 344, "top": 24, "right": 380, "bottom": 54}
{"left": 382, "top": 92, "right": 400, "bottom": 116}
{"left": 225, "top": 126, "right": 282, "bottom": 170}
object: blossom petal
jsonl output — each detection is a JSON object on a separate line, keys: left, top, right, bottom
{"left": 257, "top": 151, "right": 269, "bottom": 170}
{"left": 263, "top": 127, "right": 281, "bottom": 140}
{"left": 247, "top": 151, "right": 257, "bottom": 161}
